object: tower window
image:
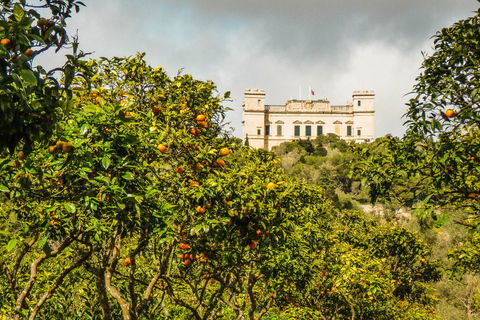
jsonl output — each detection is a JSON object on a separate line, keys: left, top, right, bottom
{"left": 257, "top": 129, "right": 261, "bottom": 135}
{"left": 265, "top": 125, "right": 270, "bottom": 136}
{"left": 357, "top": 100, "right": 361, "bottom": 107}
{"left": 305, "top": 126, "right": 311, "bottom": 137}
{"left": 277, "top": 125, "right": 282, "bottom": 136}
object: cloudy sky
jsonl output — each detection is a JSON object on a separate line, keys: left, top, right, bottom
{"left": 37, "top": 0, "right": 480, "bottom": 138}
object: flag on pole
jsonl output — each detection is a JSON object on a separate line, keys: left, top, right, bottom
{"left": 310, "top": 87, "right": 315, "bottom": 96}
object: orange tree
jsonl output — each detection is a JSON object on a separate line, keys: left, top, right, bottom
{"left": 0, "top": 53, "right": 237, "bottom": 319}
{"left": 0, "top": 53, "right": 331, "bottom": 320}
{"left": 0, "top": 0, "right": 85, "bottom": 154}
{"left": 352, "top": 8, "right": 480, "bottom": 274}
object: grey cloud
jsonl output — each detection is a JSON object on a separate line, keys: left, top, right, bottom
{"left": 35, "top": 0, "right": 480, "bottom": 138}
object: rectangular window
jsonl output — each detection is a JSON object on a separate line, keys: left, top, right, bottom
{"left": 257, "top": 129, "right": 261, "bottom": 135}
{"left": 294, "top": 125, "right": 300, "bottom": 137}
{"left": 317, "top": 125, "right": 323, "bottom": 136}
{"left": 347, "top": 126, "right": 352, "bottom": 136}
{"left": 265, "top": 125, "right": 270, "bottom": 136}
{"left": 357, "top": 100, "right": 361, "bottom": 107}
{"left": 357, "top": 129, "right": 362, "bottom": 136}
{"left": 305, "top": 126, "right": 311, "bottom": 137}
{"left": 277, "top": 125, "right": 282, "bottom": 136}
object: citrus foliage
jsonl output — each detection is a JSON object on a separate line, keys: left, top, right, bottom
{"left": 0, "top": 0, "right": 85, "bottom": 154}
{"left": 0, "top": 52, "right": 443, "bottom": 320}
{"left": 354, "top": 8, "right": 480, "bottom": 225}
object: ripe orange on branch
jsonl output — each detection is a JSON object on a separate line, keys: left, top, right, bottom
{"left": 214, "top": 159, "right": 225, "bottom": 167}
{"left": 25, "top": 48, "right": 34, "bottom": 58}
{"left": 191, "top": 128, "right": 200, "bottom": 136}
{"left": 156, "top": 144, "right": 167, "bottom": 153}
{"left": 179, "top": 243, "right": 191, "bottom": 250}
{"left": 196, "top": 114, "right": 206, "bottom": 121}
{"left": 196, "top": 206, "right": 206, "bottom": 214}
{"left": 1, "top": 38, "right": 10, "bottom": 47}
{"left": 175, "top": 166, "right": 184, "bottom": 173}
{"left": 219, "top": 148, "right": 229, "bottom": 156}
{"left": 445, "top": 109, "right": 456, "bottom": 118}
{"left": 197, "top": 121, "right": 208, "bottom": 128}
{"left": 124, "top": 258, "right": 131, "bottom": 266}
{"left": 266, "top": 182, "right": 277, "bottom": 189}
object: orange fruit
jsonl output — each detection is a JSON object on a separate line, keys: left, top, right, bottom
{"left": 248, "top": 240, "right": 257, "bottom": 249}
{"left": 12, "top": 161, "right": 21, "bottom": 168}
{"left": 125, "top": 111, "right": 130, "bottom": 117}
{"left": 197, "top": 121, "right": 208, "bottom": 128}
{"left": 193, "top": 163, "right": 202, "bottom": 170}
{"left": 191, "top": 128, "right": 200, "bottom": 135}
{"left": 18, "top": 151, "right": 26, "bottom": 160}
{"left": 184, "top": 259, "right": 191, "bottom": 266}
{"left": 214, "top": 159, "right": 225, "bottom": 167}
{"left": 219, "top": 148, "right": 229, "bottom": 156}
{"left": 175, "top": 166, "right": 184, "bottom": 173}
{"left": 256, "top": 229, "right": 261, "bottom": 235}
{"left": 266, "top": 182, "right": 276, "bottom": 189}
{"left": 369, "top": 297, "right": 374, "bottom": 301}
{"left": 420, "top": 258, "right": 426, "bottom": 263}
{"left": 190, "top": 181, "right": 199, "bottom": 187}
{"left": 156, "top": 144, "right": 167, "bottom": 153}
{"left": 179, "top": 243, "right": 190, "bottom": 250}
{"left": 1, "top": 39, "right": 10, "bottom": 47}
{"left": 48, "top": 145, "right": 59, "bottom": 155}
{"left": 227, "top": 220, "right": 232, "bottom": 225}
{"left": 124, "top": 257, "right": 131, "bottom": 266}
{"left": 153, "top": 106, "right": 161, "bottom": 113}
{"left": 210, "top": 279, "right": 217, "bottom": 284}
{"left": 196, "top": 206, "right": 206, "bottom": 214}
{"left": 63, "top": 142, "right": 74, "bottom": 153}
{"left": 178, "top": 254, "right": 184, "bottom": 259}
{"left": 119, "top": 100, "right": 125, "bottom": 105}
{"left": 25, "top": 48, "right": 34, "bottom": 58}
{"left": 445, "top": 109, "right": 455, "bottom": 118}
{"left": 196, "top": 114, "right": 206, "bottom": 121}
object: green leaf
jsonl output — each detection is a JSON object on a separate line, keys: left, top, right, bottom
{"left": 38, "top": 235, "right": 47, "bottom": 249}
{"left": 13, "top": 3, "right": 25, "bottom": 22}
{"left": 29, "top": 33, "right": 45, "bottom": 45}
{"left": 0, "top": 185, "right": 8, "bottom": 192}
{"left": 101, "top": 156, "right": 111, "bottom": 170}
{"left": 64, "top": 202, "right": 76, "bottom": 213}
{"left": 43, "top": 242, "right": 51, "bottom": 257}
{"left": 122, "top": 172, "right": 134, "bottom": 180}
{"left": 191, "top": 225, "right": 203, "bottom": 235}
{"left": 19, "top": 69, "right": 37, "bottom": 86}
{"left": 6, "top": 238, "right": 17, "bottom": 251}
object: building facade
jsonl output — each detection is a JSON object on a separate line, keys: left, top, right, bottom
{"left": 242, "top": 89, "right": 375, "bottom": 150}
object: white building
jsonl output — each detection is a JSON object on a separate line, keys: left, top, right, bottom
{"left": 242, "top": 89, "right": 375, "bottom": 150}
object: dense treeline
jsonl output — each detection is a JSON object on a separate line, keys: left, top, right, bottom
{"left": 273, "top": 135, "right": 480, "bottom": 319}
